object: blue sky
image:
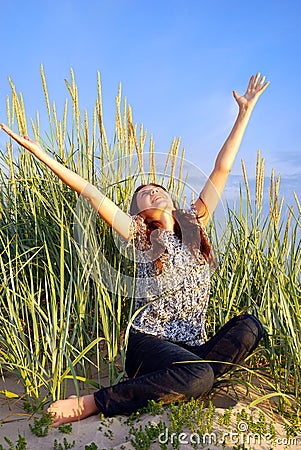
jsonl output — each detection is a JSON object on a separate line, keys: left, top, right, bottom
{"left": 0, "top": 0, "right": 300, "bottom": 207}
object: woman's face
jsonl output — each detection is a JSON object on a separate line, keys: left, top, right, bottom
{"left": 136, "top": 185, "right": 175, "bottom": 218}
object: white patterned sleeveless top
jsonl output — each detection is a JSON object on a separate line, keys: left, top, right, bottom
{"left": 124, "top": 207, "right": 210, "bottom": 346}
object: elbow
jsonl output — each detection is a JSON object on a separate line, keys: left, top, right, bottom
{"left": 214, "top": 163, "right": 232, "bottom": 175}
{"left": 82, "top": 183, "right": 105, "bottom": 206}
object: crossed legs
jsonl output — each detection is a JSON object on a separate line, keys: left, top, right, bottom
{"left": 47, "top": 314, "right": 263, "bottom": 426}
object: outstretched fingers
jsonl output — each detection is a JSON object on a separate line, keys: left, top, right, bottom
{"left": 253, "top": 73, "right": 270, "bottom": 93}
{"left": 0, "top": 123, "right": 26, "bottom": 144}
{"left": 0, "top": 123, "right": 10, "bottom": 133}
{"left": 254, "top": 72, "right": 261, "bottom": 86}
{"left": 247, "top": 73, "right": 269, "bottom": 91}
{"left": 247, "top": 74, "right": 255, "bottom": 92}
{"left": 0, "top": 124, "right": 43, "bottom": 156}
{"left": 258, "top": 77, "right": 270, "bottom": 94}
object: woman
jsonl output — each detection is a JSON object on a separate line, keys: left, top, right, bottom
{"left": 0, "top": 73, "right": 269, "bottom": 426}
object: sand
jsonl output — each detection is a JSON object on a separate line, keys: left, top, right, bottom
{"left": 1, "top": 371, "right": 300, "bottom": 450}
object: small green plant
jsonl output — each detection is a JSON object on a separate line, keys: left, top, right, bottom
{"left": 141, "top": 400, "right": 164, "bottom": 416}
{"left": 53, "top": 438, "right": 75, "bottom": 450}
{"left": 103, "top": 429, "right": 114, "bottom": 440}
{"left": 123, "top": 400, "right": 164, "bottom": 428}
{"left": 58, "top": 423, "right": 73, "bottom": 434}
{"left": 123, "top": 397, "right": 298, "bottom": 450}
{"left": 22, "top": 400, "right": 34, "bottom": 413}
{"left": 22, "top": 398, "right": 44, "bottom": 414}
{"left": 84, "top": 444, "right": 99, "bottom": 450}
{"left": 129, "top": 421, "right": 166, "bottom": 450}
{"left": 98, "top": 416, "right": 115, "bottom": 432}
{"left": 0, "top": 434, "right": 27, "bottom": 450}
{"left": 29, "top": 412, "right": 53, "bottom": 437}
{"left": 218, "top": 406, "right": 233, "bottom": 427}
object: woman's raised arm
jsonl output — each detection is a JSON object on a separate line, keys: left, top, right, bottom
{"left": 193, "top": 73, "right": 270, "bottom": 225}
{"left": 0, "top": 124, "right": 132, "bottom": 240}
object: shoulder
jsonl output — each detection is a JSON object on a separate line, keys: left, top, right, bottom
{"left": 191, "top": 197, "right": 210, "bottom": 227}
{"left": 189, "top": 201, "right": 208, "bottom": 229}
{"left": 129, "top": 214, "right": 146, "bottom": 234}
{"left": 128, "top": 215, "right": 150, "bottom": 250}
{"left": 118, "top": 215, "right": 148, "bottom": 251}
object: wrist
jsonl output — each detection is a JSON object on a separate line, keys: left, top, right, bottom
{"left": 237, "top": 105, "right": 253, "bottom": 120}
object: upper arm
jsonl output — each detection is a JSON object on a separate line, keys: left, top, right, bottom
{"left": 85, "top": 186, "right": 133, "bottom": 241}
{"left": 193, "top": 166, "right": 230, "bottom": 226}
{"left": 97, "top": 197, "right": 133, "bottom": 241}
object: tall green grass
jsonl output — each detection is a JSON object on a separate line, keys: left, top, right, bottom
{"left": 207, "top": 155, "right": 301, "bottom": 414}
{"left": 0, "top": 67, "right": 300, "bottom": 417}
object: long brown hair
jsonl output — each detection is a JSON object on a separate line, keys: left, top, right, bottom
{"left": 129, "top": 183, "right": 212, "bottom": 272}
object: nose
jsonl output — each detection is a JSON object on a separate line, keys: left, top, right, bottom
{"left": 151, "top": 187, "right": 158, "bottom": 195}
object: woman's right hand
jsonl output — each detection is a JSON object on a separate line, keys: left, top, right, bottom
{"left": 0, "top": 123, "right": 44, "bottom": 157}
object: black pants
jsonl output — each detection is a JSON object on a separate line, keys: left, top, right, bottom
{"left": 93, "top": 314, "right": 263, "bottom": 417}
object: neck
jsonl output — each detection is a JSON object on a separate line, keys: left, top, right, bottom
{"left": 159, "top": 212, "right": 175, "bottom": 231}
{"left": 144, "top": 208, "right": 176, "bottom": 231}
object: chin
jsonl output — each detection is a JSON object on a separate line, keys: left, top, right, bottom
{"left": 154, "top": 197, "right": 170, "bottom": 206}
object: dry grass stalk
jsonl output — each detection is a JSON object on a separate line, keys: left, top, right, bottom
{"left": 294, "top": 192, "right": 301, "bottom": 217}
{"left": 6, "top": 96, "right": 11, "bottom": 127}
{"left": 40, "top": 64, "right": 52, "bottom": 126}
{"left": 19, "top": 93, "right": 27, "bottom": 135}
{"left": 269, "top": 168, "right": 275, "bottom": 219}
{"left": 9, "top": 78, "right": 27, "bottom": 136}
{"left": 149, "top": 135, "right": 156, "bottom": 183}
{"left": 255, "top": 149, "right": 264, "bottom": 210}
{"left": 241, "top": 159, "right": 252, "bottom": 213}
{"left": 283, "top": 207, "right": 293, "bottom": 245}
{"left": 70, "top": 69, "right": 80, "bottom": 140}
{"left": 96, "top": 72, "right": 109, "bottom": 156}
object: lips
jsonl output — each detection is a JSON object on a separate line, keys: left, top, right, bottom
{"left": 152, "top": 195, "right": 164, "bottom": 203}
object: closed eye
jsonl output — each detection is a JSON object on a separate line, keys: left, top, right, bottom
{"left": 140, "top": 189, "right": 152, "bottom": 196}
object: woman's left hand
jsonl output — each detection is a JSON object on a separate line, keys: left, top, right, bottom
{"left": 233, "top": 72, "right": 269, "bottom": 111}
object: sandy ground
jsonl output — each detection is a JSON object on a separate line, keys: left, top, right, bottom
{"left": 1, "top": 371, "right": 300, "bottom": 450}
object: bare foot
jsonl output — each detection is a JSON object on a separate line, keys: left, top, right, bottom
{"left": 47, "top": 394, "right": 99, "bottom": 427}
